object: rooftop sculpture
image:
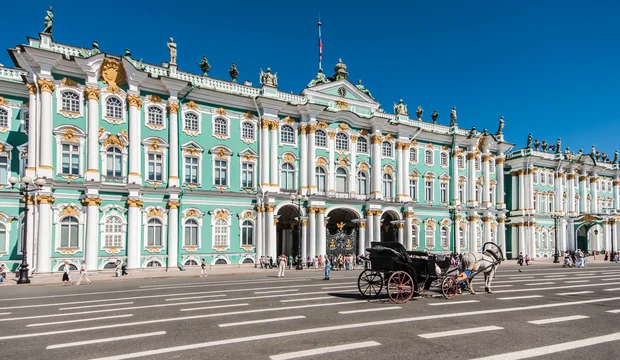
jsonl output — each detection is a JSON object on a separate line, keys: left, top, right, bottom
{"left": 43, "top": 6, "right": 53, "bottom": 35}
{"left": 198, "top": 56, "right": 211, "bottom": 76}
{"left": 260, "top": 68, "right": 278, "bottom": 87}
{"left": 393, "top": 99, "right": 408, "bottom": 115}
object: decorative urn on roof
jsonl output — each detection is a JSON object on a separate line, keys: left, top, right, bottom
{"left": 333, "top": 59, "right": 348, "bottom": 81}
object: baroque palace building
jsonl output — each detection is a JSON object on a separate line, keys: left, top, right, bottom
{"left": 0, "top": 26, "right": 617, "bottom": 273}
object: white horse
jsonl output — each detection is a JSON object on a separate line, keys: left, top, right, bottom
{"left": 459, "top": 250, "right": 502, "bottom": 294}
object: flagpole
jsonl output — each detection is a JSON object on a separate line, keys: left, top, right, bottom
{"left": 318, "top": 19, "right": 322, "bottom": 71}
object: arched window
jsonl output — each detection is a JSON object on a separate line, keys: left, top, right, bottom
{"left": 61, "top": 91, "right": 80, "bottom": 113}
{"left": 241, "top": 220, "right": 254, "bottom": 246}
{"left": 242, "top": 122, "right": 254, "bottom": 140}
{"left": 335, "top": 133, "right": 349, "bottom": 150}
{"left": 440, "top": 152, "right": 448, "bottom": 167}
{"left": 0, "top": 223, "right": 6, "bottom": 253}
{"left": 533, "top": 171, "right": 538, "bottom": 183}
{"left": 214, "top": 117, "right": 228, "bottom": 136}
{"left": 214, "top": 159, "right": 227, "bottom": 186}
{"left": 357, "top": 137, "right": 368, "bottom": 153}
{"left": 147, "top": 107, "right": 163, "bottom": 126}
{"left": 458, "top": 155, "right": 465, "bottom": 169}
{"left": 147, "top": 218, "right": 163, "bottom": 246}
{"left": 214, "top": 219, "right": 229, "bottom": 247}
{"left": 105, "top": 97, "right": 123, "bottom": 119}
{"left": 106, "top": 147, "right": 123, "bottom": 178}
{"left": 490, "top": 227, "right": 496, "bottom": 244}
{"left": 425, "top": 150, "right": 433, "bottom": 165}
{"left": 410, "top": 148, "right": 418, "bottom": 163}
{"left": 409, "top": 178, "right": 418, "bottom": 201}
{"left": 542, "top": 231, "right": 547, "bottom": 249}
{"left": 411, "top": 225, "right": 418, "bottom": 248}
{"left": 103, "top": 216, "right": 123, "bottom": 248}
{"left": 184, "top": 112, "right": 199, "bottom": 132}
{"left": 381, "top": 141, "right": 392, "bottom": 157}
{"left": 550, "top": 231, "right": 555, "bottom": 249}
{"left": 489, "top": 159, "right": 495, "bottom": 173}
{"left": 184, "top": 219, "right": 199, "bottom": 247}
{"left": 549, "top": 196, "right": 554, "bottom": 213}
{"left": 476, "top": 225, "right": 482, "bottom": 250}
{"left": 280, "top": 125, "right": 295, "bottom": 144}
{"left": 146, "top": 261, "right": 161, "bottom": 267}
{"left": 458, "top": 181, "right": 465, "bottom": 204}
{"left": 0, "top": 109, "right": 7, "bottom": 128}
{"left": 475, "top": 156, "right": 481, "bottom": 171}
{"left": 335, "top": 167, "right": 348, "bottom": 193}
{"left": 541, "top": 172, "right": 546, "bottom": 185}
{"left": 534, "top": 231, "right": 540, "bottom": 250}
{"left": 459, "top": 227, "right": 465, "bottom": 249}
{"left": 549, "top": 174, "right": 554, "bottom": 186}
{"left": 441, "top": 226, "right": 449, "bottom": 247}
{"left": 61, "top": 143, "right": 80, "bottom": 176}
{"left": 382, "top": 173, "right": 393, "bottom": 198}
{"left": 425, "top": 226, "right": 434, "bottom": 247}
{"left": 0, "top": 155, "right": 8, "bottom": 184}
{"left": 425, "top": 179, "right": 433, "bottom": 202}
{"left": 357, "top": 171, "right": 368, "bottom": 195}
{"left": 315, "top": 130, "right": 327, "bottom": 147}
{"left": 280, "top": 163, "right": 295, "bottom": 190}
{"left": 316, "top": 166, "right": 327, "bottom": 193}
{"left": 533, "top": 193, "right": 539, "bottom": 212}
{"left": 60, "top": 216, "right": 79, "bottom": 248}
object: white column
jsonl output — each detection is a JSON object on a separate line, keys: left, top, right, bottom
{"left": 358, "top": 220, "right": 366, "bottom": 255}
{"left": 36, "top": 194, "right": 54, "bottom": 273}
{"left": 255, "top": 206, "right": 263, "bottom": 260}
{"left": 590, "top": 176, "right": 598, "bottom": 213}
{"left": 568, "top": 174, "right": 576, "bottom": 214}
{"left": 555, "top": 172, "right": 563, "bottom": 212}
{"left": 452, "top": 149, "right": 460, "bottom": 206}
{"left": 166, "top": 200, "right": 179, "bottom": 269}
{"left": 260, "top": 120, "right": 270, "bottom": 187}
{"left": 613, "top": 222, "right": 619, "bottom": 253}
{"left": 483, "top": 216, "right": 491, "bottom": 245}
{"left": 397, "top": 222, "right": 404, "bottom": 245}
{"left": 25, "top": 196, "right": 35, "bottom": 273}
{"left": 579, "top": 174, "right": 588, "bottom": 213}
{"left": 328, "top": 132, "right": 335, "bottom": 193}
{"left": 603, "top": 221, "right": 611, "bottom": 252}
{"left": 301, "top": 217, "right": 308, "bottom": 264}
{"left": 497, "top": 218, "right": 506, "bottom": 250}
{"left": 482, "top": 154, "right": 491, "bottom": 208}
{"left": 167, "top": 103, "right": 180, "bottom": 187}
{"left": 518, "top": 170, "right": 525, "bottom": 210}
{"left": 366, "top": 210, "right": 374, "bottom": 247}
{"left": 496, "top": 157, "right": 505, "bottom": 209}
{"left": 316, "top": 208, "right": 326, "bottom": 256}
{"left": 126, "top": 199, "right": 142, "bottom": 269}
{"left": 373, "top": 211, "right": 381, "bottom": 243}
{"left": 37, "top": 80, "right": 54, "bottom": 178}
{"left": 396, "top": 142, "right": 404, "bottom": 200}
{"left": 85, "top": 88, "right": 101, "bottom": 181}
{"left": 26, "top": 84, "right": 37, "bottom": 178}
{"left": 349, "top": 136, "right": 357, "bottom": 196}
{"left": 614, "top": 179, "right": 620, "bottom": 210}
{"left": 308, "top": 208, "right": 316, "bottom": 259}
{"left": 518, "top": 224, "right": 525, "bottom": 256}
{"left": 371, "top": 134, "right": 382, "bottom": 199}
{"left": 557, "top": 218, "right": 567, "bottom": 252}
{"left": 404, "top": 212, "right": 413, "bottom": 250}
{"left": 300, "top": 125, "right": 308, "bottom": 194}
{"left": 127, "top": 95, "right": 142, "bottom": 184}
{"left": 84, "top": 198, "right": 101, "bottom": 271}
{"left": 401, "top": 143, "right": 410, "bottom": 201}
{"left": 527, "top": 168, "right": 534, "bottom": 211}
{"left": 269, "top": 122, "right": 278, "bottom": 187}
{"left": 511, "top": 172, "right": 518, "bottom": 210}
{"left": 468, "top": 215, "right": 477, "bottom": 250}
{"left": 308, "top": 123, "right": 317, "bottom": 192}
{"left": 467, "top": 152, "right": 476, "bottom": 207}
{"left": 510, "top": 224, "right": 518, "bottom": 258}
{"left": 265, "top": 205, "right": 275, "bottom": 259}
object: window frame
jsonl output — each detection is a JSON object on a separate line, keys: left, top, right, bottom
{"left": 146, "top": 218, "right": 164, "bottom": 248}
{"left": 102, "top": 215, "right": 125, "bottom": 249}
{"left": 183, "top": 111, "right": 201, "bottom": 135}
{"left": 335, "top": 167, "right": 348, "bottom": 193}
{"left": 315, "top": 130, "right": 327, "bottom": 148}
{"left": 424, "top": 149, "right": 434, "bottom": 166}
{"left": 357, "top": 170, "right": 368, "bottom": 196}
{"left": 335, "top": 132, "right": 349, "bottom": 151}
{"left": 316, "top": 166, "right": 327, "bottom": 194}
{"left": 440, "top": 152, "right": 449, "bottom": 168}
{"left": 381, "top": 141, "right": 393, "bottom": 158}
{"left": 409, "top": 178, "right": 418, "bottom": 201}
{"left": 425, "top": 225, "right": 435, "bottom": 248}
{"left": 146, "top": 105, "right": 165, "bottom": 130}
{"left": 280, "top": 162, "right": 296, "bottom": 190}
{"left": 280, "top": 124, "right": 296, "bottom": 145}
{"left": 57, "top": 215, "right": 81, "bottom": 250}
{"left": 54, "top": 126, "right": 86, "bottom": 179}
{"left": 0, "top": 107, "right": 9, "bottom": 129}
{"left": 58, "top": 89, "right": 83, "bottom": 118}
{"left": 213, "top": 218, "right": 230, "bottom": 249}
{"left": 213, "top": 116, "right": 230, "bottom": 139}
{"left": 105, "top": 96, "right": 124, "bottom": 122}
{"left": 241, "top": 121, "right": 256, "bottom": 142}
{"left": 184, "top": 218, "right": 200, "bottom": 247}
{"left": 356, "top": 136, "right": 368, "bottom": 154}
{"left": 241, "top": 162, "right": 255, "bottom": 189}
{"left": 382, "top": 173, "right": 394, "bottom": 199}
{"left": 241, "top": 219, "right": 254, "bottom": 247}
{"left": 104, "top": 146, "right": 124, "bottom": 180}
{"left": 410, "top": 147, "right": 418, "bottom": 163}
{"left": 184, "top": 155, "right": 200, "bottom": 185}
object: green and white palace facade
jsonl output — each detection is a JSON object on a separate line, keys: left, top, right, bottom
{"left": 0, "top": 31, "right": 617, "bottom": 273}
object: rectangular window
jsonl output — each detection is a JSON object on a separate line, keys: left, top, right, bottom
{"left": 61, "top": 144, "right": 80, "bottom": 175}
{"left": 409, "top": 179, "right": 417, "bottom": 201}
{"left": 242, "top": 163, "right": 254, "bottom": 188}
{"left": 148, "top": 153, "right": 163, "bottom": 181}
{"left": 0, "top": 228, "right": 6, "bottom": 253}
{"left": 425, "top": 181, "right": 432, "bottom": 202}
{"left": 184, "top": 156, "right": 199, "bottom": 184}
{"left": 458, "top": 183, "right": 465, "bottom": 204}
{"left": 440, "top": 182, "right": 447, "bottom": 203}
{"left": 60, "top": 225, "right": 79, "bottom": 248}
{"left": 0, "top": 155, "right": 8, "bottom": 183}
{"left": 147, "top": 226, "right": 162, "bottom": 246}
{"left": 214, "top": 160, "right": 228, "bottom": 186}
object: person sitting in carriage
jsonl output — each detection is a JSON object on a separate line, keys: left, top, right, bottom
{"left": 456, "top": 263, "right": 476, "bottom": 292}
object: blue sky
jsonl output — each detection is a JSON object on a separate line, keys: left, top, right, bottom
{"left": 2, "top": 1, "right": 619, "bottom": 154}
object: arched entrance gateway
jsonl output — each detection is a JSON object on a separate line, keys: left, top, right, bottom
{"left": 276, "top": 204, "right": 303, "bottom": 258}
{"left": 575, "top": 223, "right": 603, "bottom": 252}
{"left": 324, "top": 208, "right": 361, "bottom": 258}
{"left": 380, "top": 210, "right": 400, "bottom": 242}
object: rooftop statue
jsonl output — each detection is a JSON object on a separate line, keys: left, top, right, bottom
{"left": 333, "top": 59, "right": 348, "bottom": 81}
{"left": 356, "top": 80, "right": 373, "bottom": 99}
{"left": 468, "top": 126, "right": 477, "bottom": 137}
{"left": 124, "top": 48, "right": 132, "bottom": 59}
{"left": 431, "top": 109, "right": 438, "bottom": 124}
{"left": 578, "top": 149, "right": 583, "bottom": 155}
{"left": 260, "top": 67, "right": 278, "bottom": 87}
{"left": 228, "top": 63, "right": 239, "bottom": 83}
{"left": 393, "top": 99, "right": 408, "bottom": 115}
{"left": 416, "top": 106, "right": 423, "bottom": 120}
{"left": 167, "top": 37, "right": 177, "bottom": 66}
{"left": 614, "top": 150, "right": 619, "bottom": 164}
{"left": 541, "top": 140, "right": 548, "bottom": 152}
{"left": 482, "top": 128, "right": 488, "bottom": 136}
{"left": 198, "top": 56, "right": 211, "bottom": 76}
{"left": 91, "top": 41, "right": 100, "bottom": 55}
{"left": 496, "top": 116, "right": 504, "bottom": 135}
{"left": 308, "top": 68, "right": 330, "bottom": 87}
{"left": 450, "top": 107, "right": 457, "bottom": 126}
{"left": 526, "top": 133, "right": 532, "bottom": 149}
{"left": 534, "top": 139, "right": 540, "bottom": 150}
{"left": 43, "top": 6, "right": 54, "bottom": 35}
{"left": 556, "top": 138, "right": 561, "bottom": 154}
{"left": 591, "top": 145, "right": 596, "bottom": 155}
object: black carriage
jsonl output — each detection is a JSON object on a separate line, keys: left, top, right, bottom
{"left": 357, "top": 242, "right": 459, "bottom": 303}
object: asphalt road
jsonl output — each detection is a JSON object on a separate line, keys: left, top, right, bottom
{"left": 1, "top": 262, "right": 620, "bottom": 360}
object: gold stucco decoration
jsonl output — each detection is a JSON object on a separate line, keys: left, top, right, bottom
{"left": 215, "top": 107, "right": 227, "bottom": 115}
{"left": 103, "top": 134, "right": 125, "bottom": 149}
{"left": 185, "top": 101, "right": 198, "bottom": 110}
{"left": 61, "top": 129, "right": 78, "bottom": 142}
{"left": 100, "top": 58, "right": 126, "bottom": 86}
{"left": 283, "top": 116, "right": 295, "bottom": 124}
{"left": 148, "top": 95, "right": 162, "bottom": 103}
{"left": 149, "top": 140, "right": 161, "bottom": 152}
{"left": 316, "top": 158, "right": 327, "bottom": 166}
{"left": 59, "top": 205, "right": 80, "bottom": 217}
{"left": 283, "top": 153, "right": 294, "bottom": 163}
{"left": 335, "top": 100, "right": 348, "bottom": 109}
{"left": 317, "top": 121, "right": 328, "bottom": 129}
{"left": 61, "top": 77, "right": 79, "bottom": 88}
{"left": 214, "top": 210, "right": 228, "bottom": 220}
{"left": 37, "top": 79, "right": 55, "bottom": 93}
{"left": 147, "top": 208, "right": 163, "bottom": 219}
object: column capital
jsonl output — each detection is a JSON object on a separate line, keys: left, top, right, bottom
{"left": 254, "top": 205, "right": 263, "bottom": 213}
{"left": 365, "top": 209, "right": 374, "bottom": 217}
{"left": 495, "top": 157, "right": 505, "bottom": 165}
{"left": 84, "top": 88, "right": 101, "bottom": 102}
{"left": 358, "top": 221, "right": 366, "bottom": 228}
{"left": 299, "top": 125, "right": 308, "bottom": 134}
{"left": 268, "top": 121, "right": 279, "bottom": 131}
{"left": 481, "top": 216, "right": 493, "bottom": 223}
{"left": 127, "top": 95, "right": 143, "bottom": 109}
{"left": 26, "top": 82, "right": 37, "bottom": 95}
{"left": 316, "top": 207, "right": 326, "bottom": 215}
{"left": 396, "top": 223, "right": 405, "bottom": 229}
{"left": 370, "top": 135, "right": 382, "bottom": 144}
{"left": 579, "top": 175, "right": 589, "bottom": 182}
{"left": 22, "top": 195, "right": 35, "bottom": 205}
{"left": 37, "top": 79, "right": 55, "bottom": 93}
{"left": 265, "top": 204, "right": 276, "bottom": 212}
{"left": 482, "top": 154, "right": 493, "bottom": 162}
{"left": 168, "top": 103, "right": 180, "bottom": 114}
{"left": 126, "top": 198, "right": 144, "bottom": 208}
{"left": 167, "top": 200, "right": 181, "bottom": 209}
{"left": 497, "top": 217, "right": 507, "bottom": 223}
{"left": 403, "top": 211, "right": 415, "bottom": 218}
{"left": 590, "top": 177, "right": 599, "bottom": 184}
{"left": 36, "top": 194, "right": 55, "bottom": 205}
{"left": 81, "top": 197, "right": 102, "bottom": 207}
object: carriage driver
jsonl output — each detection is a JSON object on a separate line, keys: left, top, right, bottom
{"left": 457, "top": 263, "right": 476, "bottom": 291}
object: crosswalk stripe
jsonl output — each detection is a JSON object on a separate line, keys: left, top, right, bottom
{"left": 28, "top": 314, "right": 133, "bottom": 327}
{"left": 269, "top": 341, "right": 381, "bottom": 360}
{"left": 418, "top": 326, "right": 503, "bottom": 339}
{"left": 47, "top": 331, "right": 166, "bottom": 349}
{"left": 556, "top": 291, "right": 594, "bottom": 296}
{"left": 59, "top": 302, "right": 134, "bottom": 311}
{"left": 527, "top": 315, "right": 589, "bottom": 325}
{"left": 497, "top": 295, "right": 543, "bottom": 300}
{"left": 524, "top": 282, "right": 555, "bottom": 286}
{"left": 219, "top": 316, "right": 305, "bottom": 328}
{"left": 339, "top": 307, "right": 401, "bottom": 315}
{"left": 428, "top": 300, "right": 479, "bottom": 306}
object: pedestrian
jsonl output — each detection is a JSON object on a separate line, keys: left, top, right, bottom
{"left": 0, "top": 264, "right": 7, "bottom": 284}
{"left": 517, "top": 252, "right": 524, "bottom": 266}
{"left": 76, "top": 260, "right": 91, "bottom": 285}
{"left": 269, "top": 256, "right": 274, "bottom": 269}
{"left": 260, "top": 256, "right": 265, "bottom": 269}
{"left": 61, "top": 261, "right": 73, "bottom": 286}
{"left": 323, "top": 255, "right": 331, "bottom": 280}
{"left": 115, "top": 260, "right": 121, "bottom": 277}
{"left": 278, "top": 253, "right": 287, "bottom": 277}
{"left": 288, "top": 254, "right": 293, "bottom": 270}
{"left": 121, "top": 259, "right": 129, "bottom": 276}
{"left": 200, "top": 258, "right": 207, "bottom": 277}
{"left": 313, "top": 256, "right": 318, "bottom": 269}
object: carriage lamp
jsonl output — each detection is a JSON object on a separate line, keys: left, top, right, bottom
{"left": 8, "top": 176, "right": 47, "bottom": 284}
{"left": 290, "top": 193, "right": 309, "bottom": 270}
{"left": 551, "top": 212, "right": 561, "bottom": 263}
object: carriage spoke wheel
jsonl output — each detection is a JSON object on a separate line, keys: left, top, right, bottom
{"left": 357, "top": 270, "right": 383, "bottom": 299}
{"left": 387, "top": 271, "right": 414, "bottom": 304}
{"left": 441, "top": 277, "right": 458, "bottom": 300}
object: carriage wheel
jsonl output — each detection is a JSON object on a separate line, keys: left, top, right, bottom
{"left": 357, "top": 270, "right": 383, "bottom": 299}
{"left": 387, "top": 271, "right": 414, "bottom": 304}
{"left": 441, "top": 277, "right": 458, "bottom": 300}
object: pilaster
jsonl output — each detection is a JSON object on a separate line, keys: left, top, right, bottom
{"left": 85, "top": 87, "right": 101, "bottom": 181}
{"left": 36, "top": 193, "right": 55, "bottom": 273}
{"left": 269, "top": 121, "right": 279, "bottom": 187}
{"left": 126, "top": 197, "right": 144, "bottom": 269}
{"left": 127, "top": 95, "right": 143, "bottom": 184}
{"left": 37, "top": 79, "right": 55, "bottom": 178}
{"left": 370, "top": 133, "right": 382, "bottom": 199}
{"left": 300, "top": 125, "right": 308, "bottom": 194}
{"left": 81, "top": 196, "right": 102, "bottom": 271}
{"left": 166, "top": 199, "right": 180, "bottom": 269}
{"left": 167, "top": 102, "right": 180, "bottom": 187}
{"left": 26, "top": 83, "right": 37, "bottom": 178}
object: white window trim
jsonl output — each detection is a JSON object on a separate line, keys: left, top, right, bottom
{"left": 240, "top": 120, "right": 257, "bottom": 144}
{"left": 381, "top": 141, "right": 394, "bottom": 159}
{"left": 382, "top": 170, "right": 395, "bottom": 199}
{"left": 0, "top": 216, "right": 12, "bottom": 255}
{"left": 182, "top": 210, "right": 204, "bottom": 250}
{"left": 0, "top": 105, "right": 12, "bottom": 133}
{"left": 279, "top": 124, "right": 298, "bottom": 147}
{"left": 280, "top": 158, "right": 298, "bottom": 191}
{"left": 142, "top": 206, "right": 168, "bottom": 250}
{"left": 356, "top": 169, "right": 369, "bottom": 196}
{"left": 356, "top": 136, "right": 369, "bottom": 154}
{"left": 475, "top": 156, "right": 481, "bottom": 172}
{"left": 315, "top": 129, "right": 329, "bottom": 149}
{"left": 335, "top": 166, "right": 349, "bottom": 193}
{"left": 238, "top": 214, "right": 256, "bottom": 248}
{"left": 181, "top": 142, "right": 205, "bottom": 188}
{"left": 440, "top": 225, "right": 450, "bottom": 249}
{"left": 182, "top": 109, "right": 202, "bottom": 136}
{"left": 458, "top": 154, "right": 466, "bottom": 170}
{"left": 52, "top": 203, "right": 85, "bottom": 252}
{"left": 316, "top": 165, "right": 328, "bottom": 195}
{"left": 142, "top": 137, "right": 169, "bottom": 185}
{"left": 424, "top": 148, "right": 434, "bottom": 166}
{"left": 409, "top": 147, "right": 419, "bottom": 164}
{"left": 411, "top": 223, "right": 420, "bottom": 248}
{"left": 210, "top": 209, "right": 232, "bottom": 251}
{"left": 334, "top": 132, "right": 350, "bottom": 152}
{"left": 210, "top": 146, "right": 233, "bottom": 189}
{"left": 212, "top": 115, "right": 231, "bottom": 140}
{"left": 489, "top": 159, "right": 495, "bottom": 173}
{"left": 424, "top": 173, "right": 435, "bottom": 204}
{"left": 99, "top": 205, "right": 128, "bottom": 254}
{"left": 0, "top": 140, "right": 13, "bottom": 186}
{"left": 409, "top": 177, "right": 418, "bottom": 201}
{"left": 53, "top": 126, "right": 86, "bottom": 180}
{"left": 20, "top": 107, "right": 28, "bottom": 133}
{"left": 56, "top": 87, "right": 84, "bottom": 119}
{"left": 145, "top": 104, "right": 167, "bottom": 131}
{"left": 424, "top": 223, "right": 436, "bottom": 249}
{"left": 440, "top": 151, "right": 449, "bottom": 169}
{"left": 101, "top": 93, "right": 127, "bottom": 125}
{"left": 99, "top": 131, "right": 129, "bottom": 183}
{"left": 240, "top": 161, "right": 257, "bottom": 190}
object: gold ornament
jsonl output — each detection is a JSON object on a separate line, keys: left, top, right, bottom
{"left": 127, "top": 95, "right": 142, "bottom": 109}
{"left": 100, "top": 58, "right": 127, "bottom": 86}
{"left": 37, "top": 79, "right": 55, "bottom": 93}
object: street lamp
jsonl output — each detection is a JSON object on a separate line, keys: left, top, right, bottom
{"left": 448, "top": 205, "right": 462, "bottom": 255}
{"left": 290, "top": 193, "right": 309, "bottom": 270}
{"left": 551, "top": 212, "right": 561, "bottom": 263}
{"left": 8, "top": 176, "right": 46, "bottom": 284}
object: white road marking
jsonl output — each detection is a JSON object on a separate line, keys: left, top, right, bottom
{"left": 47, "top": 331, "right": 166, "bottom": 349}
{"left": 575, "top": 273, "right": 593, "bottom": 276}
{"left": 602, "top": 272, "right": 620, "bottom": 275}
{"left": 428, "top": 300, "right": 480, "bottom": 306}
{"left": 254, "top": 289, "right": 299, "bottom": 294}
{"left": 470, "top": 331, "right": 620, "bottom": 360}
{"left": 601, "top": 278, "right": 618, "bottom": 281}
{"left": 492, "top": 281, "right": 620, "bottom": 293}
{"left": 606, "top": 309, "right": 620, "bottom": 313}
{"left": 556, "top": 291, "right": 594, "bottom": 296}
{"left": 563, "top": 280, "right": 589, "bottom": 283}
{"left": 321, "top": 285, "right": 358, "bottom": 290}
{"left": 482, "top": 285, "right": 513, "bottom": 288}
{"left": 418, "top": 326, "right": 503, "bottom": 339}
{"left": 339, "top": 306, "right": 402, "bottom": 315}
{"left": 167, "top": 289, "right": 356, "bottom": 303}
{"left": 528, "top": 315, "right": 589, "bottom": 325}
{"left": 604, "top": 288, "right": 620, "bottom": 291}
{"left": 494, "top": 273, "right": 617, "bottom": 284}
{"left": 182, "top": 300, "right": 357, "bottom": 313}
{"left": 28, "top": 314, "right": 133, "bottom": 327}
{"left": 143, "top": 277, "right": 357, "bottom": 291}
{"left": 280, "top": 296, "right": 335, "bottom": 303}
{"left": 59, "top": 302, "right": 134, "bottom": 310}
{"left": 544, "top": 275, "right": 568, "bottom": 278}
{"left": 219, "top": 315, "right": 305, "bottom": 328}
{"left": 84, "top": 297, "right": 620, "bottom": 360}
{"left": 524, "top": 282, "right": 555, "bottom": 286}
{"left": 509, "top": 276, "right": 534, "bottom": 279}
{"left": 269, "top": 341, "right": 381, "bottom": 360}
{"left": 165, "top": 284, "right": 351, "bottom": 301}
{"left": 0, "top": 312, "right": 10, "bottom": 315}
{"left": 497, "top": 295, "right": 543, "bottom": 300}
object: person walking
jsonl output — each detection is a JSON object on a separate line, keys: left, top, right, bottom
{"left": 200, "top": 258, "right": 207, "bottom": 277}
{"left": 115, "top": 260, "right": 121, "bottom": 277}
{"left": 0, "top": 264, "right": 7, "bottom": 284}
{"left": 323, "top": 255, "right": 331, "bottom": 280}
{"left": 278, "top": 253, "right": 287, "bottom": 277}
{"left": 121, "top": 260, "right": 129, "bottom": 276}
{"left": 288, "top": 254, "right": 293, "bottom": 270}
{"left": 61, "top": 261, "right": 73, "bottom": 286}
{"left": 76, "top": 260, "right": 91, "bottom": 285}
